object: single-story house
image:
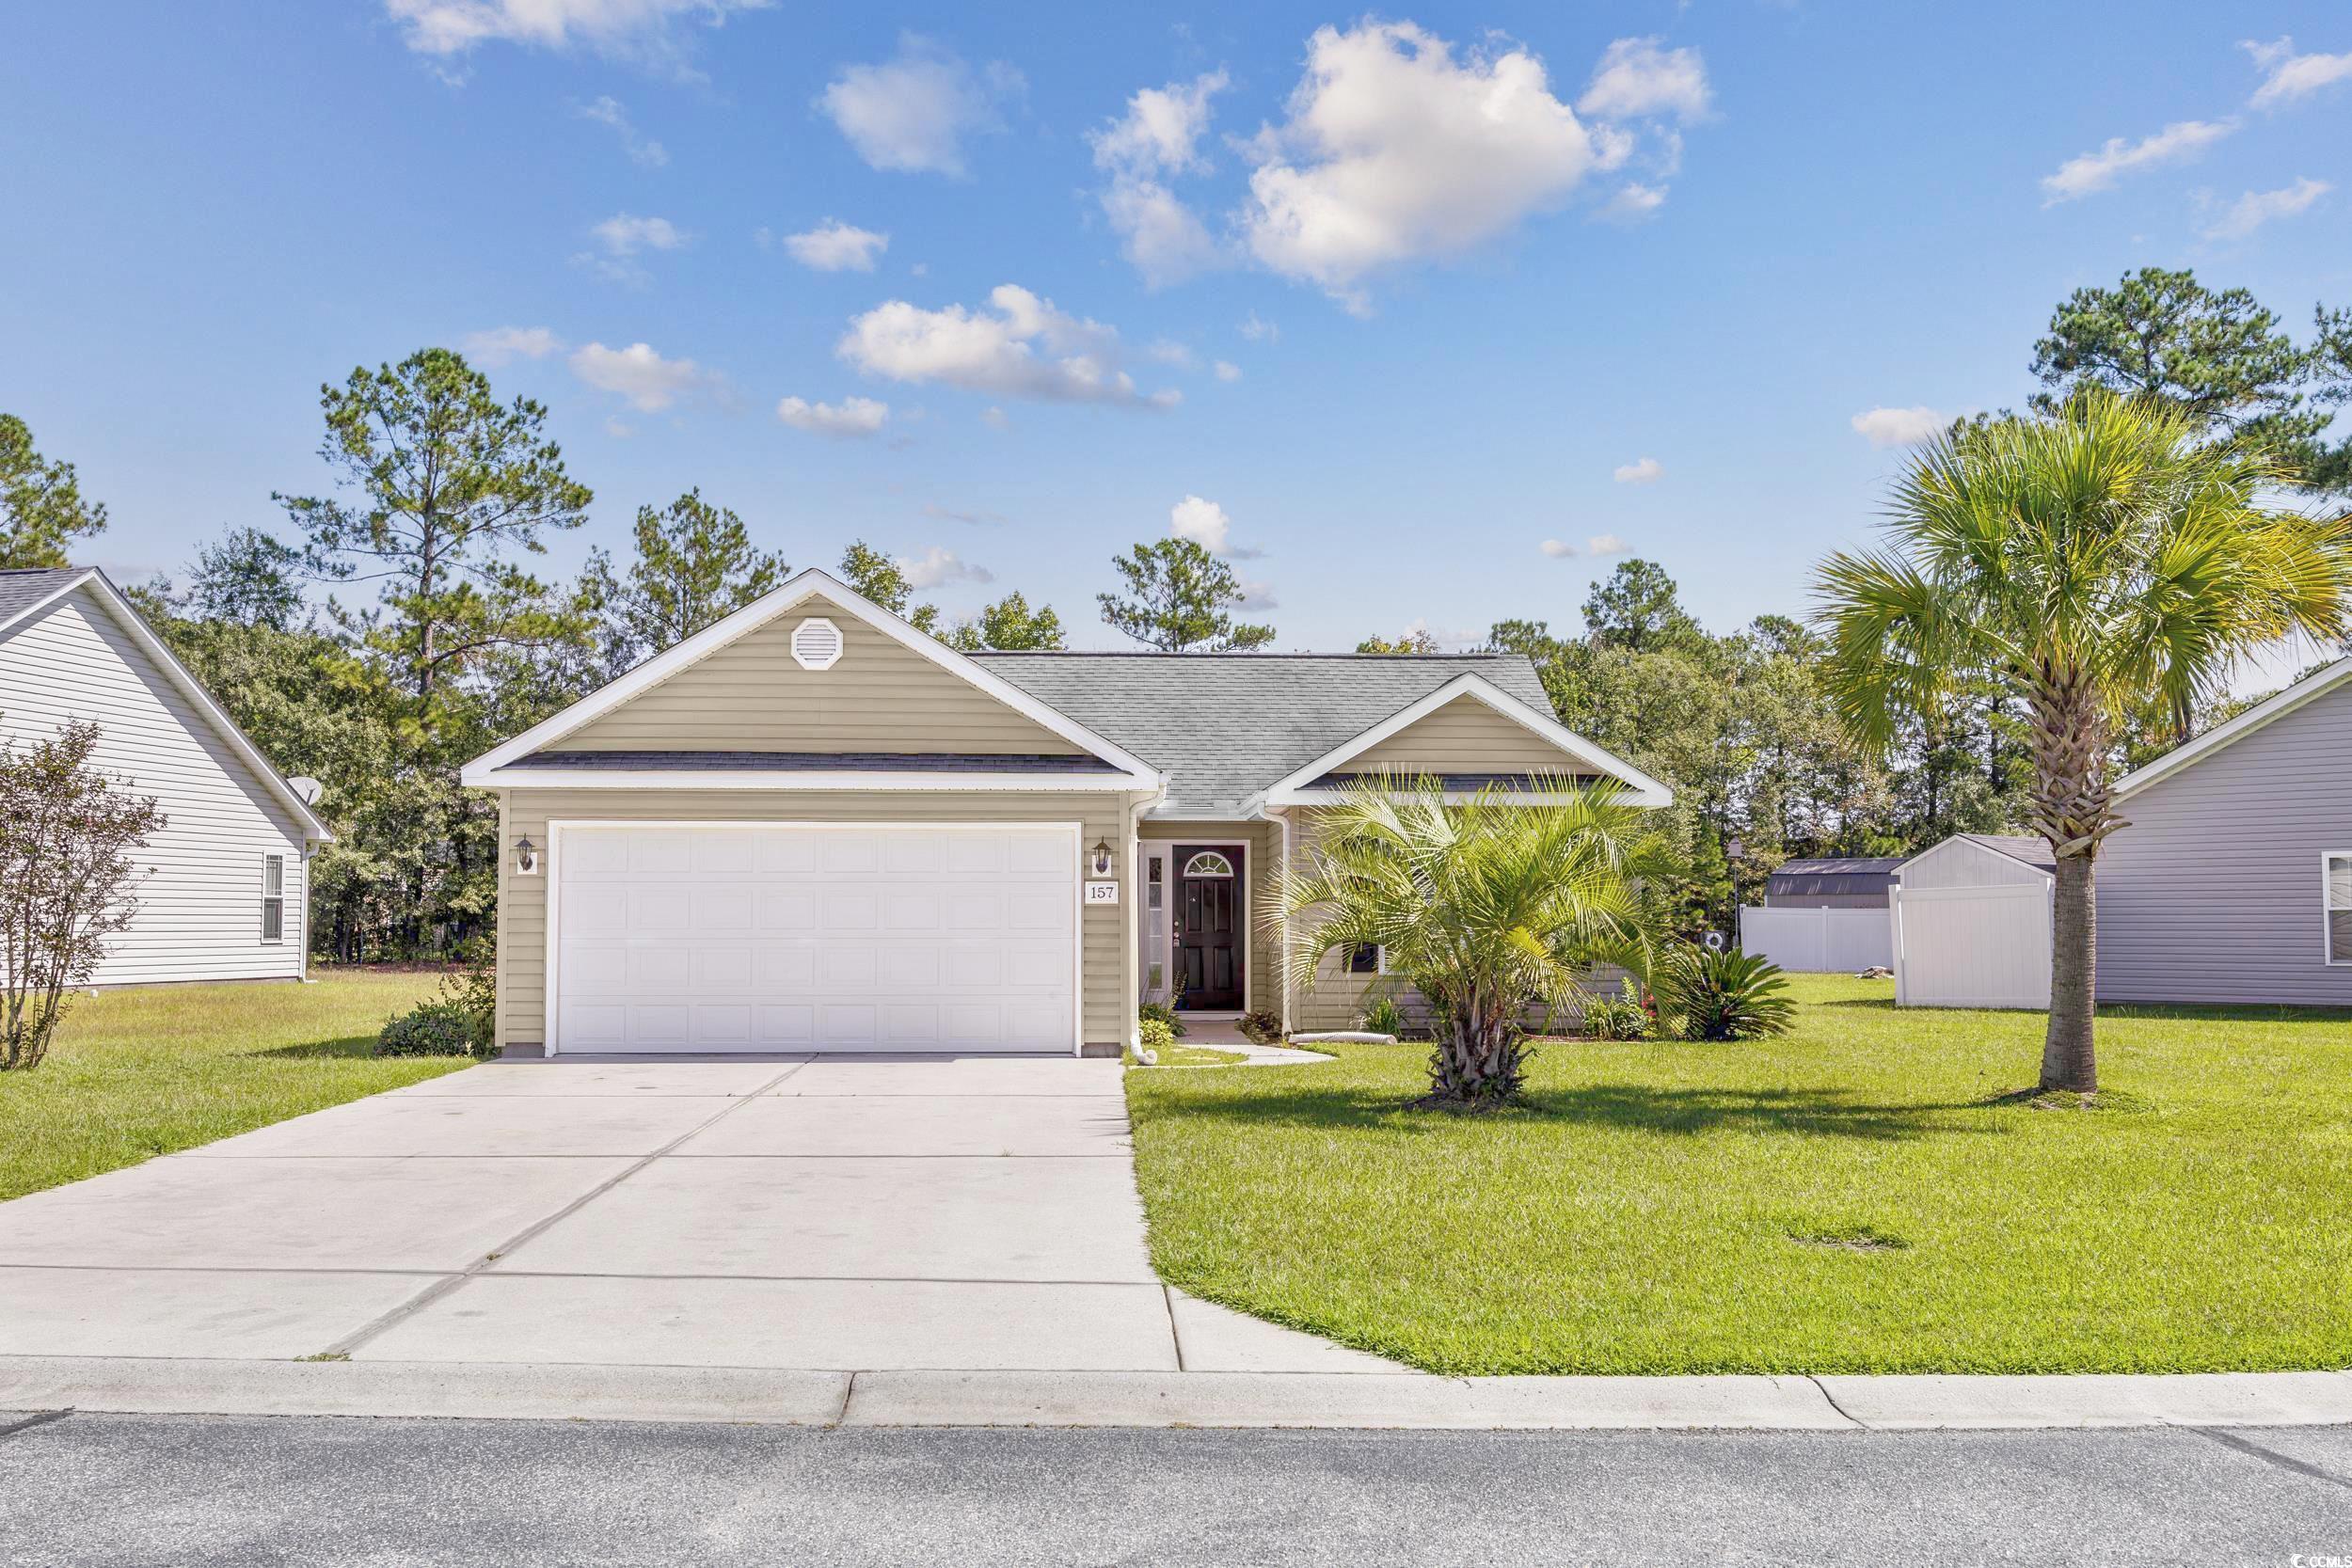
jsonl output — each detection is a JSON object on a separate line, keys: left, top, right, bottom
{"left": 0, "top": 567, "right": 333, "bottom": 985}
{"left": 2097, "top": 656, "right": 2352, "bottom": 1007}
{"left": 460, "top": 568, "right": 1671, "bottom": 1056}
{"left": 1763, "top": 856, "right": 1904, "bottom": 910}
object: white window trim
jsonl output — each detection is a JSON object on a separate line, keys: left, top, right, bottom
{"left": 261, "top": 853, "right": 286, "bottom": 944}
{"left": 789, "top": 616, "right": 843, "bottom": 671}
{"left": 2324, "top": 851, "right": 2352, "bottom": 966}
{"left": 1345, "top": 942, "right": 1389, "bottom": 976}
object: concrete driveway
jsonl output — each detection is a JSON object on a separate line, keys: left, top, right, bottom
{"left": 0, "top": 1057, "right": 1391, "bottom": 1375}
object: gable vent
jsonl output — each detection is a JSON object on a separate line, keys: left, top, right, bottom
{"left": 790, "top": 616, "right": 844, "bottom": 671}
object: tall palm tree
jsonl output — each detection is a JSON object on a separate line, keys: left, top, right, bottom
{"left": 1277, "top": 775, "right": 1667, "bottom": 1106}
{"left": 1817, "top": 391, "right": 2352, "bottom": 1094}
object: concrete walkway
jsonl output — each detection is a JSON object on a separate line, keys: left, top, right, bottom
{"left": 0, "top": 1055, "right": 1395, "bottom": 1377}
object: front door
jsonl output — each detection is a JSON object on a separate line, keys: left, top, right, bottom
{"left": 1174, "top": 844, "right": 1244, "bottom": 1009}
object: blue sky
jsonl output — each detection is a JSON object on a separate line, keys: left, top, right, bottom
{"left": 6, "top": 2, "right": 2350, "bottom": 652}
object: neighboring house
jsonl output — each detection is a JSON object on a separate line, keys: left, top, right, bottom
{"left": 1763, "top": 856, "right": 1903, "bottom": 910}
{"left": 0, "top": 568, "right": 333, "bottom": 985}
{"left": 2098, "top": 657, "right": 2352, "bottom": 1007}
{"left": 461, "top": 568, "right": 1670, "bottom": 1056}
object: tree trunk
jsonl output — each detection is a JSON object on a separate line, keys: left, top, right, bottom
{"left": 2042, "top": 851, "right": 2097, "bottom": 1093}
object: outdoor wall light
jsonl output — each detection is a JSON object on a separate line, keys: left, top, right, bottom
{"left": 515, "top": 835, "right": 539, "bottom": 876}
{"left": 1089, "top": 838, "right": 1115, "bottom": 877}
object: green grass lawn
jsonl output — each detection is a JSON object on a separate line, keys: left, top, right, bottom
{"left": 1130, "top": 1042, "right": 1251, "bottom": 1068}
{"left": 0, "top": 969, "right": 464, "bottom": 1201}
{"left": 1125, "top": 974, "right": 2352, "bottom": 1376}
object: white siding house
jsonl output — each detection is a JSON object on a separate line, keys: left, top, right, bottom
{"left": 0, "top": 568, "right": 332, "bottom": 986}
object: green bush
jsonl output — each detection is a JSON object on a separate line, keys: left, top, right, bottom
{"left": 1238, "top": 1010, "right": 1285, "bottom": 1045}
{"left": 1359, "top": 994, "right": 1407, "bottom": 1038}
{"left": 376, "top": 998, "right": 485, "bottom": 1058}
{"left": 1138, "top": 1000, "right": 1186, "bottom": 1038}
{"left": 1656, "top": 946, "right": 1796, "bottom": 1041}
{"left": 1138, "top": 1016, "right": 1177, "bottom": 1056}
{"left": 1580, "top": 978, "right": 1654, "bottom": 1040}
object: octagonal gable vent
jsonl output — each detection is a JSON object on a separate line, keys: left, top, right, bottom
{"left": 790, "top": 616, "right": 844, "bottom": 671}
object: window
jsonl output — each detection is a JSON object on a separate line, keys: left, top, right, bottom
{"left": 261, "top": 855, "right": 285, "bottom": 943}
{"left": 1181, "top": 850, "right": 1234, "bottom": 878}
{"left": 1345, "top": 943, "right": 1384, "bottom": 974}
{"left": 1147, "top": 856, "right": 1164, "bottom": 910}
{"left": 2328, "top": 853, "right": 2352, "bottom": 964}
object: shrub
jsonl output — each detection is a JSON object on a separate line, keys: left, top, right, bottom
{"left": 1138, "top": 1016, "right": 1177, "bottom": 1056}
{"left": 1655, "top": 946, "right": 1796, "bottom": 1041}
{"left": 1359, "top": 994, "right": 1406, "bottom": 1038}
{"left": 1138, "top": 1000, "right": 1186, "bottom": 1038}
{"left": 376, "top": 998, "right": 484, "bottom": 1058}
{"left": 1580, "top": 978, "right": 1654, "bottom": 1040}
{"left": 436, "top": 939, "right": 497, "bottom": 1056}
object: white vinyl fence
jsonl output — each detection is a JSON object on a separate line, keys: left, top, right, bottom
{"left": 1738, "top": 906, "right": 1894, "bottom": 973}
{"left": 1890, "top": 882, "right": 2052, "bottom": 1008}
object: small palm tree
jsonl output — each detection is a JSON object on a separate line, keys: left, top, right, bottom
{"left": 1278, "top": 775, "right": 1668, "bottom": 1106}
{"left": 1817, "top": 391, "right": 2352, "bottom": 1094}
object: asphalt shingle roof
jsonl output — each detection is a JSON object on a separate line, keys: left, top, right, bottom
{"left": 971, "top": 652, "right": 1555, "bottom": 817}
{"left": 1959, "top": 832, "right": 2058, "bottom": 870}
{"left": 0, "top": 567, "right": 87, "bottom": 629}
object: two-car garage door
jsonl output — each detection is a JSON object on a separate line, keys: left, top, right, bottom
{"left": 552, "top": 824, "right": 1078, "bottom": 1054}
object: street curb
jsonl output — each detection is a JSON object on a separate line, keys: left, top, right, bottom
{"left": 1, "top": 1358, "right": 2348, "bottom": 1431}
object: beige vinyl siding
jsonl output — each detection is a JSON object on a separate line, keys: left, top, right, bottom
{"left": 1140, "top": 820, "right": 1280, "bottom": 1017}
{"left": 1346, "top": 696, "right": 1593, "bottom": 775}
{"left": 496, "top": 788, "right": 1141, "bottom": 1051}
{"left": 550, "top": 595, "right": 1083, "bottom": 756}
{"left": 0, "top": 589, "right": 308, "bottom": 984}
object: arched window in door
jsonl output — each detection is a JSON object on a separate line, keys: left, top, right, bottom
{"left": 1181, "top": 851, "right": 1234, "bottom": 879}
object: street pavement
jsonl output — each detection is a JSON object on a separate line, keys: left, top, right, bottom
{"left": 2, "top": 1409, "right": 2346, "bottom": 1566}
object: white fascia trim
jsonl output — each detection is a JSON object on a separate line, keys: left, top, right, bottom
{"left": 469, "top": 768, "right": 1150, "bottom": 792}
{"left": 2115, "top": 655, "right": 2352, "bottom": 800}
{"left": 1256, "top": 673, "right": 1674, "bottom": 808}
{"left": 41, "top": 572, "right": 336, "bottom": 844}
{"left": 462, "top": 567, "right": 1166, "bottom": 786}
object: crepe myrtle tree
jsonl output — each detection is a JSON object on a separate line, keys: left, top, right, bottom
{"left": 0, "top": 720, "right": 164, "bottom": 1071}
{"left": 1817, "top": 390, "right": 2352, "bottom": 1096}
{"left": 1279, "top": 775, "right": 1668, "bottom": 1106}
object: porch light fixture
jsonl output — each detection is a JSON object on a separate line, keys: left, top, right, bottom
{"left": 1089, "top": 838, "right": 1115, "bottom": 877}
{"left": 514, "top": 835, "right": 539, "bottom": 876}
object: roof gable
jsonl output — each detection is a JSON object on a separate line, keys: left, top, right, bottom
{"left": 2116, "top": 657, "right": 2352, "bottom": 800}
{"left": 463, "top": 570, "right": 1162, "bottom": 788}
{"left": 0, "top": 569, "right": 333, "bottom": 842}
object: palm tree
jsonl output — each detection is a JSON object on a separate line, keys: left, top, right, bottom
{"left": 1277, "top": 775, "right": 1667, "bottom": 1106}
{"left": 1817, "top": 391, "right": 2352, "bottom": 1094}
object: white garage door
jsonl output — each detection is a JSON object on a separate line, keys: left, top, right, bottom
{"left": 553, "top": 824, "right": 1078, "bottom": 1054}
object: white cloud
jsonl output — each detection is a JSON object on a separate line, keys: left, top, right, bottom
{"left": 1144, "top": 340, "right": 1198, "bottom": 368}
{"left": 1577, "top": 37, "right": 1711, "bottom": 123}
{"left": 818, "top": 37, "right": 1017, "bottom": 176}
{"left": 837, "top": 284, "right": 1178, "bottom": 408}
{"left": 461, "top": 325, "right": 564, "bottom": 367}
{"left": 1539, "top": 538, "right": 1579, "bottom": 558}
{"left": 1238, "top": 311, "right": 1279, "bottom": 342}
{"left": 1090, "top": 71, "right": 1229, "bottom": 287}
{"left": 1613, "top": 456, "right": 1663, "bottom": 484}
{"left": 1238, "top": 22, "right": 1611, "bottom": 308}
{"left": 2040, "top": 119, "right": 2235, "bottom": 204}
{"left": 1599, "top": 182, "right": 1668, "bottom": 222}
{"left": 1214, "top": 359, "right": 1242, "bottom": 383}
{"left": 578, "top": 96, "right": 667, "bottom": 166}
{"left": 568, "top": 341, "right": 710, "bottom": 411}
{"left": 603, "top": 416, "right": 633, "bottom": 437}
{"left": 979, "top": 405, "right": 1009, "bottom": 430}
{"left": 783, "top": 219, "right": 888, "bottom": 272}
{"left": 1235, "top": 576, "right": 1279, "bottom": 610}
{"left": 1851, "top": 405, "right": 1950, "bottom": 448}
{"left": 382, "top": 0, "right": 768, "bottom": 65}
{"left": 1586, "top": 533, "right": 1627, "bottom": 557}
{"left": 591, "top": 213, "right": 688, "bottom": 254}
{"left": 1169, "top": 495, "right": 1233, "bottom": 553}
{"left": 2203, "top": 177, "right": 2332, "bottom": 241}
{"left": 775, "top": 394, "right": 889, "bottom": 437}
{"left": 2245, "top": 37, "right": 2352, "bottom": 109}
{"left": 897, "top": 546, "right": 993, "bottom": 590}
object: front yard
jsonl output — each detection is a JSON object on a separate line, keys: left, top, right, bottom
{"left": 1126, "top": 974, "right": 2352, "bottom": 1376}
{"left": 0, "top": 969, "right": 459, "bottom": 1201}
